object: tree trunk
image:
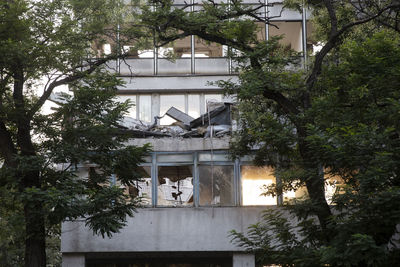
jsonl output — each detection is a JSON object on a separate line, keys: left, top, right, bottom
{"left": 298, "top": 128, "right": 334, "bottom": 240}
{"left": 304, "top": 169, "right": 333, "bottom": 234}
{"left": 24, "top": 199, "right": 46, "bottom": 267}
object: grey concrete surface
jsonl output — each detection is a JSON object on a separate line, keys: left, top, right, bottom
{"left": 125, "top": 137, "right": 230, "bottom": 151}
{"left": 61, "top": 207, "right": 272, "bottom": 253}
{"left": 118, "top": 75, "right": 238, "bottom": 93}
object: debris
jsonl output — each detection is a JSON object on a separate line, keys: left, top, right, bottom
{"left": 165, "top": 107, "right": 194, "bottom": 128}
{"left": 190, "top": 103, "right": 232, "bottom": 128}
{"left": 118, "top": 102, "right": 233, "bottom": 138}
{"left": 204, "top": 125, "right": 231, "bottom": 137}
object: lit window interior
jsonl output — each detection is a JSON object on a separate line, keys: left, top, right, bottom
{"left": 241, "top": 166, "right": 276, "bottom": 205}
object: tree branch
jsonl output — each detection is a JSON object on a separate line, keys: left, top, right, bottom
{"left": 306, "top": 3, "right": 400, "bottom": 90}
{"left": 28, "top": 56, "right": 120, "bottom": 119}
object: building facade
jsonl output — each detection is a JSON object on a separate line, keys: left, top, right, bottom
{"left": 61, "top": 1, "right": 312, "bottom": 266}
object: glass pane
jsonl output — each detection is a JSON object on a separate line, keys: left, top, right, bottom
{"left": 199, "top": 165, "right": 234, "bottom": 206}
{"left": 160, "top": 94, "right": 185, "bottom": 125}
{"left": 188, "top": 94, "right": 201, "bottom": 118}
{"left": 126, "top": 166, "right": 152, "bottom": 205}
{"left": 195, "top": 37, "right": 227, "bottom": 58}
{"left": 115, "top": 95, "right": 136, "bottom": 119}
{"left": 157, "top": 166, "right": 194, "bottom": 206}
{"left": 256, "top": 22, "right": 266, "bottom": 41}
{"left": 139, "top": 95, "right": 152, "bottom": 122}
{"left": 268, "top": 21, "right": 303, "bottom": 52}
{"left": 241, "top": 166, "right": 276, "bottom": 205}
{"left": 198, "top": 153, "right": 230, "bottom": 162}
{"left": 157, "top": 154, "right": 193, "bottom": 163}
{"left": 240, "top": 154, "right": 255, "bottom": 162}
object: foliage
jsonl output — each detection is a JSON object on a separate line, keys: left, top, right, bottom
{"left": 230, "top": 31, "right": 400, "bottom": 267}
{"left": 0, "top": 0, "right": 151, "bottom": 266}
{"left": 140, "top": 0, "right": 400, "bottom": 266}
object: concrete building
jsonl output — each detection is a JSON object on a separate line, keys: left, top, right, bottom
{"left": 61, "top": 1, "right": 312, "bottom": 266}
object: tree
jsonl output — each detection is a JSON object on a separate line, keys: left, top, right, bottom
{"left": 0, "top": 1, "right": 150, "bottom": 266}
{"left": 140, "top": 0, "right": 400, "bottom": 265}
{"left": 230, "top": 31, "right": 400, "bottom": 266}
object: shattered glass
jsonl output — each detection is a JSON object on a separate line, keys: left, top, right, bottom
{"left": 157, "top": 166, "right": 194, "bottom": 206}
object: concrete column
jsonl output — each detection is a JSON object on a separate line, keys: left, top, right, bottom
{"left": 62, "top": 253, "right": 85, "bottom": 267}
{"left": 233, "top": 253, "right": 255, "bottom": 267}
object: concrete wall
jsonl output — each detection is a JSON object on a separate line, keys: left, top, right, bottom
{"left": 126, "top": 137, "right": 230, "bottom": 152}
{"left": 62, "top": 207, "right": 271, "bottom": 253}
{"left": 118, "top": 75, "right": 238, "bottom": 93}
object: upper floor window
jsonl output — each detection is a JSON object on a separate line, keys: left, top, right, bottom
{"left": 115, "top": 93, "right": 229, "bottom": 125}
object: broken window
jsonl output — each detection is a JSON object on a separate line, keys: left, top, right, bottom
{"left": 199, "top": 165, "right": 234, "bottom": 206}
{"left": 127, "top": 166, "right": 152, "bottom": 205}
{"left": 157, "top": 166, "right": 194, "bottom": 206}
{"left": 269, "top": 21, "right": 303, "bottom": 52}
{"left": 241, "top": 166, "right": 276, "bottom": 205}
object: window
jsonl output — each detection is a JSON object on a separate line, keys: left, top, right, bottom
{"left": 127, "top": 166, "right": 152, "bottom": 205}
{"left": 109, "top": 152, "right": 339, "bottom": 207}
{"left": 241, "top": 166, "right": 276, "bottom": 205}
{"left": 195, "top": 37, "right": 226, "bottom": 58}
{"left": 116, "top": 95, "right": 136, "bottom": 119}
{"left": 158, "top": 36, "right": 192, "bottom": 58}
{"left": 199, "top": 165, "right": 235, "bottom": 206}
{"left": 157, "top": 166, "right": 194, "bottom": 206}
{"left": 269, "top": 21, "right": 303, "bottom": 52}
{"left": 188, "top": 94, "right": 201, "bottom": 118}
{"left": 139, "top": 95, "right": 152, "bottom": 122}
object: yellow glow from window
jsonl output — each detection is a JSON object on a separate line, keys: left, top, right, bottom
{"left": 241, "top": 166, "right": 276, "bottom": 205}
